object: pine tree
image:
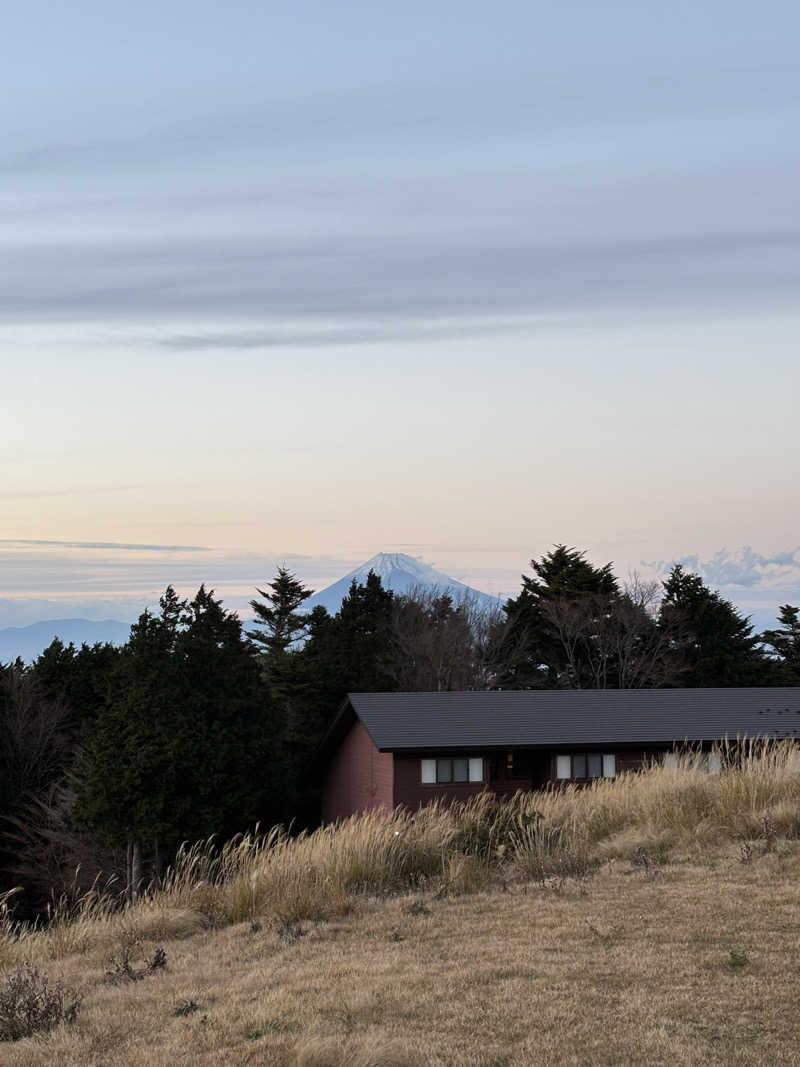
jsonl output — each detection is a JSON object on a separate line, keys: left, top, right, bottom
{"left": 659, "top": 565, "right": 773, "bottom": 686}
{"left": 75, "top": 586, "right": 288, "bottom": 887}
{"left": 248, "top": 567, "right": 313, "bottom": 657}
{"left": 761, "top": 605, "right": 800, "bottom": 683}
{"left": 33, "top": 638, "right": 121, "bottom": 734}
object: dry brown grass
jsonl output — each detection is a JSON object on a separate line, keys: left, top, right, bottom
{"left": 1, "top": 741, "right": 799, "bottom": 1064}
{"left": 3, "top": 842, "right": 800, "bottom": 1066}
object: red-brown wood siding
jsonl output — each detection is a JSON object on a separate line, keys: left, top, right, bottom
{"left": 321, "top": 719, "right": 394, "bottom": 822}
{"left": 324, "top": 740, "right": 730, "bottom": 819}
{"left": 393, "top": 754, "right": 491, "bottom": 809}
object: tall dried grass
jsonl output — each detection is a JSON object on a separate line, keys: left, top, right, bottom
{"left": 2, "top": 740, "right": 798, "bottom": 968}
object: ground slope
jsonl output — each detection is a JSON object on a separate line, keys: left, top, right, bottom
{"left": 6, "top": 843, "right": 799, "bottom": 1067}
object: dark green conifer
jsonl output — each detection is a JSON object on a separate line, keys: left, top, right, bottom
{"left": 659, "top": 565, "right": 772, "bottom": 686}
{"left": 761, "top": 605, "right": 800, "bottom": 683}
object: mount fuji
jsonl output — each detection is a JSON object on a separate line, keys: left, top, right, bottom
{"left": 304, "top": 552, "right": 501, "bottom": 615}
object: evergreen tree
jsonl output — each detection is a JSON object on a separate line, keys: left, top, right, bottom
{"left": 0, "top": 664, "right": 71, "bottom": 898}
{"left": 761, "top": 605, "right": 800, "bottom": 683}
{"left": 332, "top": 571, "right": 396, "bottom": 693}
{"left": 247, "top": 568, "right": 315, "bottom": 784}
{"left": 659, "top": 565, "right": 772, "bottom": 686}
{"left": 248, "top": 567, "right": 313, "bottom": 657}
{"left": 32, "top": 638, "right": 121, "bottom": 734}
{"left": 290, "top": 572, "right": 396, "bottom": 780}
{"left": 497, "top": 546, "right": 619, "bottom": 688}
{"left": 75, "top": 586, "right": 288, "bottom": 883}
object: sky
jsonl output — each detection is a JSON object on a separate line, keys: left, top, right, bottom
{"left": 2, "top": 1, "right": 799, "bottom": 630}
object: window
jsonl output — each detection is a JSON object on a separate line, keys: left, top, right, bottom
{"left": 663, "top": 752, "right": 721, "bottom": 774}
{"left": 420, "top": 757, "right": 484, "bottom": 784}
{"left": 556, "top": 753, "right": 616, "bottom": 780}
{"left": 704, "top": 752, "right": 722, "bottom": 775}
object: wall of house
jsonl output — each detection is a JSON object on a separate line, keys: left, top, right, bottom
{"left": 393, "top": 746, "right": 680, "bottom": 809}
{"left": 393, "top": 754, "right": 489, "bottom": 810}
{"left": 321, "top": 719, "right": 394, "bottom": 822}
{"left": 543, "top": 745, "right": 692, "bottom": 784}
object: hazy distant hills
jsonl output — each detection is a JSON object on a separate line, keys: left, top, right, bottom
{"left": 304, "top": 552, "right": 501, "bottom": 615}
{"left": 0, "top": 619, "right": 131, "bottom": 664}
{"left": 1, "top": 553, "right": 498, "bottom": 662}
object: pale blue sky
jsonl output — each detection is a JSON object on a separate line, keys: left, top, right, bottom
{"left": 2, "top": 1, "right": 799, "bottom": 625}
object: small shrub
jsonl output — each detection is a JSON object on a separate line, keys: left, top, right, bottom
{"left": 105, "top": 944, "right": 167, "bottom": 984}
{"left": 173, "top": 998, "right": 199, "bottom": 1017}
{"left": 630, "top": 846, "right": 658, "bottom": 878}
{"left": 0, "top": 965, "right": 81, "bottom": 1042}
{"left": 275, "top": 919, "right": 306, "bottom": 944}
{"left": 402, "top": 899, "right": 430, "bottom": 916}
{"left": 728, "top": 949, "right": 749, "bottom": 969}
{"left": 739, "top": 842, "right": 753, "bottom": 864}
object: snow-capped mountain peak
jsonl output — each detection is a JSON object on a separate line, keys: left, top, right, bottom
{"left": 304, "top": 552, "right": 499, "bottom": 615}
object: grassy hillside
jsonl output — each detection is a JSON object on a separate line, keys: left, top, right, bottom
{"left": 2, "top": 743, "right": 799, "bottom": 1065}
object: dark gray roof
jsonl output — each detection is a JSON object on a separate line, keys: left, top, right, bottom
{"left": 347, "top": 689, "right": 800, "bottom": 750}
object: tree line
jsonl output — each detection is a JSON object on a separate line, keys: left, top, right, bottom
{"left": 1, "top": 546, "right": 798, "bottom": 912}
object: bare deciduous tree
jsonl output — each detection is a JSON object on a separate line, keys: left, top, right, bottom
{"left": 387, "top": 587, "right": 505, "bottom": 691}
{"left": 541, "top": 574, "right": 686, "bottom": 689}
{"left": 0, "top": 668, "right": 71, "bottom": 807}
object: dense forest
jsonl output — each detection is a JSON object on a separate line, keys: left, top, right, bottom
{"left": 1, "top": 546, "right": 798, "bottom": 914}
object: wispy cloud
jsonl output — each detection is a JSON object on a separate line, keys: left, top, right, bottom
{"left": 4, "top": 61, "right": 798, "bottom": 179}
{"left": 4, "top": 228, "right": 799, "bottom": 337}
{"left": 0, "top": 486, "right": 145, "bottom": 501}
{"left": 0, "top": 538, "right": 207, "bottom": 552}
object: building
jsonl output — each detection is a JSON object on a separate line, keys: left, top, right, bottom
{"left": 315, "top": 688, "right": 800, "bottom": 822}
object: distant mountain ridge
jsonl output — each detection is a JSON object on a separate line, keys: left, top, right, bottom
{"left": 0, "top": 618, "right": 131, "bottom": 664}
{"left": 304, "top": 552, "right": 501, "bottom": 615}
